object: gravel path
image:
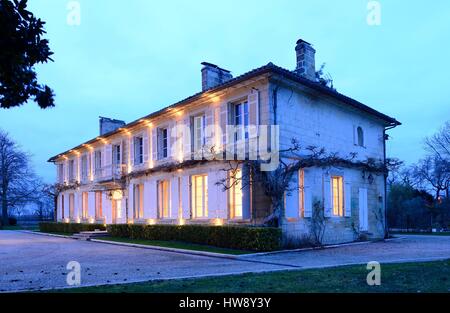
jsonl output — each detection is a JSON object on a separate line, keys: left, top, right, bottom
{"left": 0, "top": 231, "right": 449, "bottom": 292}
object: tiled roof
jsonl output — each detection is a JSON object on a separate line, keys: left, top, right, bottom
{"left": 48, "top": 63, "right": 400, "bottom": 162}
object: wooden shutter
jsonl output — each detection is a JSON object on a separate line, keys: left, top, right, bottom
{"left": 324, "top": 174, "right": 332, "bottom": 217}
{"left": 143, "top": 130, "right": 149, "bottom": 164}
{"left": 344, "top": 181, "right": 352, "bottom": 217}
{"left": 205, "top": 109, "right": 213, "bottom": 149}
{"left": 303, "top": 170, "right": 312, "bottom": 218}
{"left": 248, "top": 90, "right": 259, "bottom": 137}
{"left": 129, "top": 137, "right": 134, "bottom": 167}
{"left": 181, "top": 175, "right": 190, "bottom": 219}
{"left": 182, "top": 117, "right": 191, "bottom": 160}
{"left": 219, "top": 102, "right": 229, "bottom": 149}
{"left": 170, "top": 177, "right": 178, "bottom": 219}
{"left": 151, "top": 127, "right": 157, "bottom": 162}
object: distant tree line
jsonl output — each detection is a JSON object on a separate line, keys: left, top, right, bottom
{"left": 387, "top": 121, "right": 450, "bottom": 231}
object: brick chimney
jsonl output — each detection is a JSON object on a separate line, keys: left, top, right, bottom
{"left": 295, "top": 39, "right": 316, "bottom": 81}
{"left": 201, "top": 62, "right": 233, "bottom": 91}
{"left": 99, "top": 116, "right": 126, "bottom": 135}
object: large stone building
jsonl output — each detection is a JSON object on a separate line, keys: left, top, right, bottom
{"left": 49, "top": 39, "right": 400, "bottom": 244}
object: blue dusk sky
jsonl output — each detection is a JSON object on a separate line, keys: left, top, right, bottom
{"left": 0, "top": 0, "right": 449, "bottom": 183}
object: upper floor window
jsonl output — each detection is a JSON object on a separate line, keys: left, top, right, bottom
{"left": 193, "top": 115, "right": 206, "bottom": 153}
{"left": 357, "top": 126, "right": 364, "bottom": 147}
{"left": 331, "top": 175, "right": 344, "bottom": 217}
{"left": 94, "top": 151, "right": 102, "bottom": 173}
{"left": 234, "top": 100, "right": 249, "bottom": 141}
{"left": 113, "top": 144, "right": 121, "bottom": 165}
{"left": 68, "top": 160, "right": 75, "bottom": 182}
{"left": 58, "top": 164, "right": 64, "bottom": 183}
{"left": 81, "top": 155, "right": 88, "bottom": 180}
{"left": 134, "top": 136, "right": 143, "bottom": 165}
{"left": 158, "top": 128, "right": 168, "bottom": 159}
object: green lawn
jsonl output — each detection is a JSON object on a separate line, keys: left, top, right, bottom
{"left": 60, "top": 259, "right": 450, "bottom": 293}
{"left": 391, "top": 231, "right": 450, "bottom": 236}
{"left": 37, "top": 231, "right": 74, "bottom": 236}
{"left": 96, "top": 237, "right": 251, "bottom": 255}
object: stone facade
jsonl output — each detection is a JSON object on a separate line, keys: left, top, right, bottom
{"left": 50, "top": 39, "right": 398, "bottom": 245}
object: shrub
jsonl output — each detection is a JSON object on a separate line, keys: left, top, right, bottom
{"left": 107, "top": 224, "right": 281, "bottom": 251}
{"left": 8, "top": 217, "right": 17, "bottom": 226}
{"left": 39, "top": 222, "right": 106, "bottom": 234}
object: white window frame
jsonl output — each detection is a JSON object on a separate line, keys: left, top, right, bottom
{"left": 234, "top": 100, "right": 249, "bottom": 141}
{"left": 134, "top": 136, "right": 144, "bottom": 165}
{"left": 191, "top": 174, "right": 208, "bottom": 219}
{"left": 193, "top": 114, "right": 206, "bottom": 153}
{"left": 157, "top": 180, "right": 170, "bottom": 219}
{"left": 158, "top": 127, "right": 168, "bottom": 159}
{"left": 229, "top": 169, "right": 243, "bottom": 219}
{"left": 331, "top": 175, "right": 344, "bottom": 217}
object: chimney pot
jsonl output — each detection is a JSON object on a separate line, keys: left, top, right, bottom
{"left": 295, "top": 39, "right": 316, "bottom": 81}
{"left": 201, "top": 62, "right": 233, "bottom": 91}
{"left": 99, "top": 117, "right": 126, "bottom": 136}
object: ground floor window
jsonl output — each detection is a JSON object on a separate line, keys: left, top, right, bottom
{"left": 95, "top": 191, "right": 103, "bottom": 219}
{"left": 82, "top": 192, "right": 88, "bottom": 219}
{"left": 157, "top": 180, "right": 170, "bottom": 219}
{"left": 61, "top": 194, "right": 65, "bottom": 219}
{"left": 192, "top": 174, "right": 208, "bottom": 218}
{"left": 229, "top": 169, "right": 243, "bottom": 219}
{"left": 299, "top": 170, "right": 305, "bottom": 217}
{"left": 69, "top": 194, "right": 74, "bottom": 219}
{"left": 133, "top": 184, "right": 144, "bottom": 219}
{"left": 332, "top": 175, "right": 344, "bottom": 217}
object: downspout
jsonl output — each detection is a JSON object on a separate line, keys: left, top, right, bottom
{"left": 383, "top": 122, "right": 399, "bottom": 238}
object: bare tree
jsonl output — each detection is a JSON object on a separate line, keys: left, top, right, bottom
{"left": 34, "top": 183, "right": 56, "bottom": 221}
{"left": 425, "top": 121, "right": 450, "bottom": 161}
{"left": 413, "top": 156, "right": 450, "bottom": 200}
{"left": 0, "top": 130, "right": 41, "bottom": 225}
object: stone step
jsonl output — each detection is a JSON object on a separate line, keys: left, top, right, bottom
{"left": 72, "top": 231, "right": 109, "bottom": 241}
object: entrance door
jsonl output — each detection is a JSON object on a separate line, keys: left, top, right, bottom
{"left": 112, "top": 199, "right": 121, "bottom": 224}
{"left": 359, "top": 188, "right": 368, "bottom": 231}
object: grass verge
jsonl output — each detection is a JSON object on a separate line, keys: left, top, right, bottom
{"left": 96, "top": 237, "right": 251, "bottom": 255}
{"left": 57, "top": 259, "right": 450, "bottom": 293}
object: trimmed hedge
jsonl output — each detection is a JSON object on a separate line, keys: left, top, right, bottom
{"left": 39, "top": 222, "right": 106, "bottom": 234}
{"left": 107, "top": 224, "right": 282, "bottom": 251}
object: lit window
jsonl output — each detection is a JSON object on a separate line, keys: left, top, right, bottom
{"left": 69, "top": 194, "right": 75, "bottom": 219}
{"left": 134, "top": 136, "right": 143, "bottom": 165}
{"left": 133, "top": 184, "right": 144, "bottom": 219}
{"left": 192, "top": 174, "right": 208, "bottom": 218}
{"left": 332, "top": 176, "right": 344, "bottom": 217}
{"left": 357, "top": 127, "right": 364, "bottom": 147}
{"left": 95, "top": 191, "right": 103, "bottom": 218}
{"left": 229, "top": 169, "right": 243, "bottom": 219}
{"left": 157, "top": 180, "right": 170, "bottom": 219}
{"left": 82, "top": 192, "right": 88, "bottom": 219}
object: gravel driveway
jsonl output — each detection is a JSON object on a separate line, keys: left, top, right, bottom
{"left": 0, "top": 231, "right": 449, "bottom": 292}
